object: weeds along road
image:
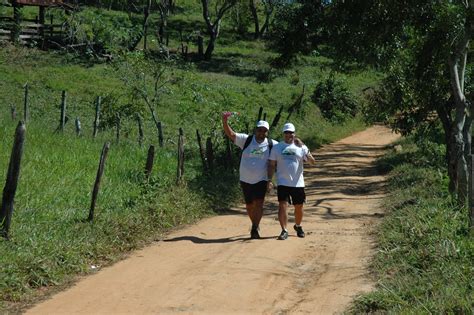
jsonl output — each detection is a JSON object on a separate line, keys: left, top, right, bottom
{"left": 25, "top": 125, "right": 400, "bottom": 315}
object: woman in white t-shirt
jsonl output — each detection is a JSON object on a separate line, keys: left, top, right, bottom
{"left": 268, "top": 123, "right": 315, "bottom": 240}
{"left": 223, "top": 112, "right": 277, "bottom": 239}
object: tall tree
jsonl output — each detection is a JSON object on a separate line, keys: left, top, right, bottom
{"left": 327, "top": 0, "right": 473, "bottom": 204}
{"left": 266, "top": 0, "right": 327, "bottom": 66}
{"left": 200, "top": 0, "right": 237, "bottom": 60}
{"left": 249, "top": 0, "right": 276, "bottom": 39}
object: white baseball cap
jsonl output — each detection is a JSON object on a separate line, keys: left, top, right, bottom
{"left": 256, "top": 120, "right": 269, "bottom": 130}
{"left": 282, "top": 122, "right": 295, "bottom": 133}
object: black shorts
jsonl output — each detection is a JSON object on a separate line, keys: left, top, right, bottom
{"left": 240, "top": 180, "right": 268, "bottom": 204}
{"left": 277, "top": 185, "right": 306, "bottom": 205}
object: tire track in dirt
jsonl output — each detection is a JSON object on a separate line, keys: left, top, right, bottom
{"left": 25, "top": 125, "right": 399, "bottom": 315}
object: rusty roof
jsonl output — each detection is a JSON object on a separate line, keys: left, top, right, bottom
{"left": 13, "top": 0, "right": 63, "bottom": 6}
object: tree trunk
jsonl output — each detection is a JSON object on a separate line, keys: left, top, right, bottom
{"left": 143, "top": 0, "right": 152, "bottom": 51}
{"left": 249, "top": 0, "right": 259, "bottom": 39}
{"left": 260, "top": 0, "right": 274, "bottom": 37}
{"left": 436, "top": 105, "right": 456, "bottom": 192}
{"left": 204, "top": 29, "right": 217, "bottom": 60}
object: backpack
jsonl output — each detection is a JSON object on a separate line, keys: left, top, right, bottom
{"left": 242, "top": 134, "right": 273, "bottom": 155}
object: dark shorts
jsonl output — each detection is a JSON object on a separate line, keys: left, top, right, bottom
{"left": 240, "top": 180, "right": 268, "bottom": 204}
{"left": 277, "top": 185, "right": 306, "bottom": 205}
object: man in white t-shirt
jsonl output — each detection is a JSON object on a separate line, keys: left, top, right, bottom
{"left": 268, "top": 122, "right": 315, "bottom": 240}
{"left": 223, "top": 112, "right": 277, "bottom": 239}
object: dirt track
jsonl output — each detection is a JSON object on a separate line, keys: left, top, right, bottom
{"left": 25, "top": 125, "right": 399, "bottom": 315}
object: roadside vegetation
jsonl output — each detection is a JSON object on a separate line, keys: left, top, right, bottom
{"left": 352, "top": 130, "right": 474, "bottom": 313}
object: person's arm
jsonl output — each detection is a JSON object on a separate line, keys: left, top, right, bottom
{"left": 305, "top": 151, "right": 316, "bottom": 165}
{"left": 267, "top": 160, "right": 277, "bottom": 191}
{"left": 294, "top": 137, "right": 303, "bottom": 148}
{"left": 222, "top": 112, "right": 236, "bottom": 142}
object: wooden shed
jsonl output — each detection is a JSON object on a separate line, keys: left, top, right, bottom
{"left": 0, "top": 0, "right": 72, "bottom": 45}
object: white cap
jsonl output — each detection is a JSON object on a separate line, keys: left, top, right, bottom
{"left": 282, "top": 123, "right": 295, "bottom": 133}
{"left": 256, "top": 120, "right": 269, "bottom": 130}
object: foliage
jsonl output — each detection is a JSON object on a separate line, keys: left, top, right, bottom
{"left": 266, "top": 0, "right": 327, "bottom": 67}
{"left": 67, "top": 8, "right": 143, "bottom": 55}
{"left": 352, "top": 136, "right": 473, "bottom": 313}
{"left": 311, "top": 73, "right": 358, "bottom": 123}
{"left": 228, "top": 1, "right": 252, "bottom": 36}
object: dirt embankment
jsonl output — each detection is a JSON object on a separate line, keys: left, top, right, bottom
{"left": 25, "top": 125, "right": 399, "bottom": 315}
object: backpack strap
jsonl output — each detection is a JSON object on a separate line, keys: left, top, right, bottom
{"left": 268, "top": 138, "right": 273, "bottom": 153}
{"left": 242, "top": 134, "right": 254, "bottom": 151}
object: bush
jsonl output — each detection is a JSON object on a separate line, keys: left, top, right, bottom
{"left": 67, "top": 8, "right": 143, "bottom": 55}
{"left": 311, "top": 73, "right": 358, "bottom": 123}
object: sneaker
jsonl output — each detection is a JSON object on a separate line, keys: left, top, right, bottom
{"left": 250, "top": 226, "right": 260, "bottom": 239}
{"left": 277, "top": 229, "right": 289, "bottom": 240}
{"left": 294, "top": 224, "right": 305, "bottom": 238}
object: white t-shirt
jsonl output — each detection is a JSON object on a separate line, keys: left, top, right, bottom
{"left": 235, "top": 133, "right": 277, "bottom": 184}
{"left": 269, "top": 141, "right": 310, "bottom": 187}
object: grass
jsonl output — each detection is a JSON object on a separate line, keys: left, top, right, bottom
{"left": 351, "top": 136, "right": 474, "bottom": 313}
{"left": 0, "top": 3, "right": 380, "bottom": 311}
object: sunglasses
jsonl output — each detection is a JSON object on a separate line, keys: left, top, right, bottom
{"left": 284, "top": 131, "right": 294, "bottom": 134}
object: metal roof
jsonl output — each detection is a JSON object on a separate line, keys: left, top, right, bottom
{"left": 13, "top": 0, "right": 63, "bottom": 6}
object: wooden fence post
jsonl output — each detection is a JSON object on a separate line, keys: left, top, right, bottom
{"left": 137, "top": 114, "right": 144, "bottom": 147}
{"left": 470, "top": 154, "right": 473, "bottom": 231}
{"left": 1, "top": 121, "right": 26, "bottom": 239}
{"left": 177, "top": 128, "right": 184, "bottom": 183}
{"left": 75, "top": 117, "right": 81, "bottom": 136}
{"left": 225, "top": 136, "right": 233, "bottom": 167}
{"left": 196, "top": 129, "right": 207, "bottom": 172}
{"left": 60, "top": 90, "right": 66, "bottom": 132}
{"left": 270, "top": 105, "right": 283, "bottom": 129}
{"left": 12, "top": 2, "right": 20, "bottom": 43}
{"left": 257, "top": 106, "right": 263, "bottom": 122}
{"left": 10, "top": 105, "right": 17, "bottom": 121}
{"left": 88, "top": 142, "right": 110, "bottom": 222}
{"left": 197, "top": 34, "right": 204, "bottom": 58}
{"left": 206, "top": 137, "right": 214, "bottom": 174}
{"left": 158, "top": 121, "right": 164, "bottom": 147}
{"left": 176, "top": 128, "right": 184, "bottom": 183}
{"left": 93, "top": 96, "right": 101, "bottom": 138}
{"left": 145, "top": 145, "right": 155, "bottom": 180}
{"left": 23, "top": 83, "right": 28, "bottom": 123}
{"left": 115, "top": 114, "right": 121, "bottom": 144}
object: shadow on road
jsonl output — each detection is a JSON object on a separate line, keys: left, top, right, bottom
{"left": 163, "top": 235, "right": 275, "bottom": 244}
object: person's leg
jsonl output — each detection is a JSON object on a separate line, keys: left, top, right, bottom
{"left": 290, "top": 187, "right": 306, "bottom": 238}
{"left": 253, "top": 198, "right": 264, "bottom": 226}
{"left": 241, "top": 181, "right": 255, "bottom": 223}
{"left": 251, "top": 181, "right": 267, "bottom": 227}
{"left": 278, "top": 200, "right": 288, "bottom": 230}
{"left": 245, "top": 202, "right": 255, "bottom": 222}
{"left": 294, "top": 204, "right": 303, "bottom": 225}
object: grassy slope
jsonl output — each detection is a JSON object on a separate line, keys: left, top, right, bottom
{"left": 0, "top": 1, "right": 379, "bottom": 312}
{"left": 351, "top": 137, "right": 474, "bottom": 313}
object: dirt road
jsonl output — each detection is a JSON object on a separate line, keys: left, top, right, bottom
{"left": 26, "top": 125, "right": 399, "bottom": 315}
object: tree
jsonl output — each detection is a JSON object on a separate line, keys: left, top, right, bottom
{"left": 200, "top": 0, "right": 237, "bottom": 60}
{"left": 328, "top": 1, "right": 473, "bottom": 206}
{"left": 266, "top": 0, "right": 327, "bottom": 66}
{"left": 249, "top": 0, "right": 277, "bottom": 39}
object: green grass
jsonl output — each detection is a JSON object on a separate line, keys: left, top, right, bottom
{"left": 351, "top": 136, "right": 474, "bottom": 313}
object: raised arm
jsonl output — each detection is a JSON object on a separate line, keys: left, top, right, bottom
{"left": 222, "top": 112, "right": 236, "bottom": 143}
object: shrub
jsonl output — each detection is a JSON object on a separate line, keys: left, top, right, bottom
{"left": 311, "top": 73, "right": 358, "bottom": 123}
